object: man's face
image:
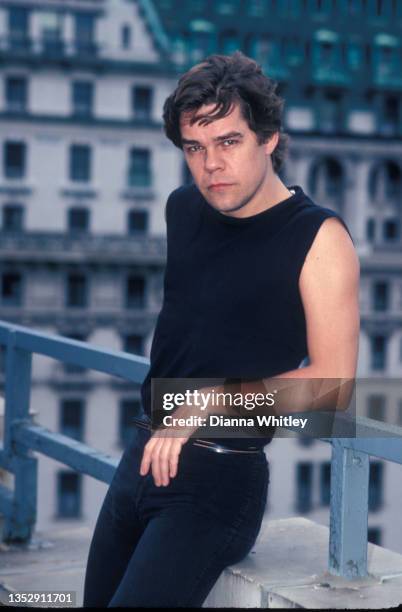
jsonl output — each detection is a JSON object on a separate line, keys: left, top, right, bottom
{"left": 180, "top": 102, "right": 278, "bottom": 215}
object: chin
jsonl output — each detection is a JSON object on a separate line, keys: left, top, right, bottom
{"left": 205, "top": 193, "right": 237, "bottom": 208}
{"left": 210, "top": 200, "right": 237, "bottom": 212}
{"left": 219, "top": 200, "right": 246, "bottom": 214}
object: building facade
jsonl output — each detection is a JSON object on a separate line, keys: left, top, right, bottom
{"left": 0, "top": 0, "right": 183, "bottom": 529}
{"left": 0, "top": 0, "right": 401, "bottom": 553}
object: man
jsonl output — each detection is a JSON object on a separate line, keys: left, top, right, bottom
{"left": 83, "top": 52, "right": 359, "bottom": 607}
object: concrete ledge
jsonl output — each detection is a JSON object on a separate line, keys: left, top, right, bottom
{"left": 203, "top": 517, "right": 402, "bottom": 609}
{"left": 0, "top": 525, "right": 92, "bottom": 607}
{"left": 1, "top": 518, "right": 402, "bottom": 608}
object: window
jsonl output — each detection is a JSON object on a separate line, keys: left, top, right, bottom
{"left": 347, "top": 41, "right": 363, "bottom": 70}
{"left": 188, "top": 30, "right": 215, "bottom": 63}
{"left": 128, "top": 210, "right": 148, "bottom": 234}
{"left": 72, "top": 81, "right": 93, "bottom": 117}
{"left": 60, "top": 398, "right": 85, "bottom": 441}
{"left": 63, "top": 333, "right": 87, "bottom": 374}
{"left": 308, "top": 157, "right": 344, "bottom": 199}
{"left": 372, "top": 281, "right": 389, "bottom": 311}
{"left": 321, "top": 90, "right": 344, "bottom": 133}
{"left": 171, "top": 34, "right": 188, "bottom": 66}
{"left": 4, "top": 141, "right": 26, "bottom": 179}
{"left": 5, "top": 76, "right": 27, "bottom": 112}
{"left": 367, "top": 395, "right": 386, "bottom": 421}
{"left": 74, "top": 13, "right": 96, "bottom": 55}
{"left": 370, "top": 162, "right": 401, "bottom": 200}
{"left": 373, "top": 0, "right": 386, "bottom": 17}
{"left": 66, "top": 273, "right": 88, "bottom": 308}
{"left": 296, "top": 462, "right": 313, "bottom": 513}
{"left": 128, "top": 149, "right": 151, "bottom": 187}
{"left": 132, "top": 86, "right": 153, "bottom": 120}
{"left": 119, "top": 398, "right": 142, "bottom": 447}
{"left": 123, "top": 334, "right": 144, "bottom": 356}
{"left": 69, "top": 144, "right": 91, "bottom": 182}
{"left": 368, "top": 527, "right": 382, "bottom": 545}
{"left": 57, "top": 471, "right": 82, "bottom": 518}
{"left": 285, "top": 36, "right": 305, "bottom": 67}
{"left": 320, "top": 461, "right": 331, "bottom": 506}
{"left": 383, "top": 219, "right": 399, "bottom": 242}
{"left": 375, "top": 42, "right": 399, "bottom": 81}
{"left": 370, "top": 335, "right": 387, "bottom": 370}
{"left": 298, "top": 434, "right": 315, "bottom": 446}
{"left": 381, "top": 95, "right": 399, "bottom": 135}
{"left": 246, "top": 0, "right": 267, "bottom": 17}
{"left": 215, "top": 1, "right": 240, "bottom": 15}
{"left": 366, "top": 218, "right": 375, "bottom": 242}
{"left": 8, "top": 6, "right": 30, "bottom": 51}
{"left": 126, "top": 275, "right": 146, "bottom": 308}
{"left": 316, "top": 40, "right": 338, "bottom": 71}
{"left": 121, "top": 24, "right": 131, "bottom": 49}
{"left": 368, "top": 461, "right": 383, "bottom": 512}
{"left": 1, "top": 272, "right": 22, "bottom": 306}
{"left": 68, "top": 207, "right": 89, "bottom": 233}
{"left": 40, "top": 11, "right": 63, "bottom": 54}
{"left": 3, "top": 204, "right": 24, "bottom": 232}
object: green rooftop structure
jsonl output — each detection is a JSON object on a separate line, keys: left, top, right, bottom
{"left": 153, "top": 0, "right": 402, "bottom": 138}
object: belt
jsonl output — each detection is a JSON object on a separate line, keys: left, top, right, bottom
{"left": 132, "top": 417, "right": 263, "bottom": 455}
{"left": 192, "top": 439, "right": 263, "bottom": 454}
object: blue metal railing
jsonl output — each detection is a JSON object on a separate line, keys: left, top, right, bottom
{"left": 0, "top": 321, "right": 401, "bottom": 581}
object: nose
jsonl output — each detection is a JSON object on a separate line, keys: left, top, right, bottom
{"left": 203, "top": 147, "right": 224, "bottom": 173}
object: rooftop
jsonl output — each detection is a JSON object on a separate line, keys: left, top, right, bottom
{"left": 1, "top": 517, "right": 402, "bottom": 608}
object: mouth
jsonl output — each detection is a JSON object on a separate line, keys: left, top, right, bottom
{"left": 207, "top": 183, "right": 234, "bottom": 191}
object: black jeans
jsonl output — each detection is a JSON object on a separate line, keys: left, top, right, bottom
{"left": 83, "top": 425, "right": 269, "bottom": 608}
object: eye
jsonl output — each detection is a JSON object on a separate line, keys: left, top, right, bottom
{"left": 222, "top": 139, "right": 238, "bottom": 147}
{"left": 185, "top": 145, "right": 203, "bottom": 154}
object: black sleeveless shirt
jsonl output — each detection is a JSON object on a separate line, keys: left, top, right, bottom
{"left": 140, "top": 183, "right": 353, "bottom": 449}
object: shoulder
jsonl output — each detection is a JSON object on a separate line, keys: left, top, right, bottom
{"left": 305, "top": 211, "right": 357, "bottom": 266}
{"left": 293, "top": 191, "right": 359, "bottom": 287}
{"left": 294, "top": 191, "right": 353, "bottom": 241}
{"left": 300, "top": 213, "right": 360, "bottom": 294}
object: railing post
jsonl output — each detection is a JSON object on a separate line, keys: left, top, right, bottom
{"left": 3, "top": 330, "right": 37, "bottom": 543}
{"left": 329, "top": 439, "right": 370, "bottom": 578}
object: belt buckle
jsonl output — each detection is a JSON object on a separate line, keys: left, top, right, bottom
{"left": 193, "top": 439, "right": 261, "bottom": 454}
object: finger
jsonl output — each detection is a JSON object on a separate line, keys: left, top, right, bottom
{"left": 159, "top": 438, "right": 174, "bottom": 486}
{"left": 151, "top": 437, "right": 166, "bottom": 486}
{"left": 169, "top": 439, "right": 184, "bottom": 478}
{"left": 139, "top": 437, "right": 158, "bottom": 476}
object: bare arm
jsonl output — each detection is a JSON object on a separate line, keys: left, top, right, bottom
{"left": 258, "top": 216, "right": 360, "bottom": 414}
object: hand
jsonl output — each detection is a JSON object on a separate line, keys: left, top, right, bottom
{"left": 139, "top": 384, "right": 224, "bottom": 486}
{"left": 139, "top": 427, "right": 190, "bottom": 487}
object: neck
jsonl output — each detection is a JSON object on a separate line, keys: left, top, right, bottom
{"left": 228, "top": 170, "right": 293, "bottom": 219}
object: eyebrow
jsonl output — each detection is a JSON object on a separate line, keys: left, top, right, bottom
{"left": 181, "top": 131, "right": 244, "bottom": 145}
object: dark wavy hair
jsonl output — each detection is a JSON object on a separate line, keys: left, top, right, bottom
{"left": 163, "top": 51, "right": 289, "bottom": 174}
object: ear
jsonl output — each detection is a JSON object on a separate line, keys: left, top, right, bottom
{"left": 263, "top": 132, "right": 279, "bottom": 155}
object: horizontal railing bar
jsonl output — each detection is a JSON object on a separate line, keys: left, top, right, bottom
{"left": 332, "top": 437, "right": 402, "bottom": 464}
{"left": 354, "top": 415, "right": 402, "bottom": 438}
{"left": 14, "top": 423, "right": 119, "bottom": 484}
{"left": 0, "top": 322, "right": 149, "bottom": 382}
{"left": 283, "top": 411, "right": 402, "bottom": 462}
